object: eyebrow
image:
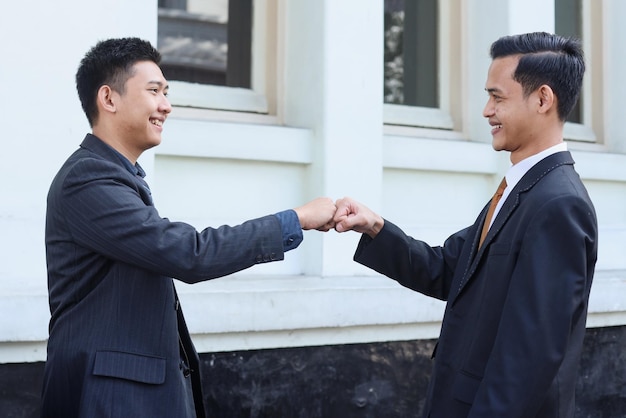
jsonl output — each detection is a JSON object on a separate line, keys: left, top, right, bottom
{"left": 485, "top": 87, "right": 502, "bottom": 94}
{"left": 148, "top": 80, "right": 169, "bottom": 91}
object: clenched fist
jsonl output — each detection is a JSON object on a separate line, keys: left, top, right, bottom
{"left": 333, "top": 197, "right": 384, "bottom": 238}
{"left": 294, "top": 197, "right": 337, "bottom": 231}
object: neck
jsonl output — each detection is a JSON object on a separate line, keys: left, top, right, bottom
{"left": 509, "top": 123, "right": 564, "bottom": 165}
{"left": 92, "top": 126, "right": 140, "bottom": 164}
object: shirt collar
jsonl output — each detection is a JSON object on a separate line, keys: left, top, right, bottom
{"left": 505, "top": 142, "right": 568, "bottom": 191}
{"left": 112, "top": 149, "right": 146, "bottom": 178}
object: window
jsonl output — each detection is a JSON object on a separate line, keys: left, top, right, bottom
{"left": 158, "top": 0, "right": 252, "bottom": 88}
{"left": 555, "top": 0, "right": 582, "bottom": 124}
{"left": 384, "top": 0, "right": 438, "bottom": 108}
{"left": 157, "top": 0, "right": 273, "bottom": 114}
{"left": 383, "top": 0, "right": 454, "bottom": 130}
{"left": 555, "top": 0, "right": 599, "bottom": 143}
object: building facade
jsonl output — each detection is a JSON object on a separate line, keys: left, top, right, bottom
{"left": 1, "top": 0, "right": 625, "bottom": 416}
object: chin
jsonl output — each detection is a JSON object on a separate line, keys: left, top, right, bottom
{"left": 491, "top": 138, "right": 506, "bottom": 152}
{"left": 148, "top": 137, "right": 162, "bottom": 148}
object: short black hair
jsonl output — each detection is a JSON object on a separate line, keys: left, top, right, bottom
{"left": 76, "top": 37, "right": 162, "bottom": 127}
{"left": 490, "top": 32, "right": 585, "bottom": 121}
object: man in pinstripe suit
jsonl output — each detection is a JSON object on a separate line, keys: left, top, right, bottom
{"left": 42, "top": 37, "right": 336, "bottom": 418}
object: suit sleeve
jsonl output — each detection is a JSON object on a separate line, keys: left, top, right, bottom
{"left": 354, "top": 220, "right": 471, "bottom": 301}
{"left": 55, "top": 158, "right": 286, "bottom": 283}
{"left": 469, "top": 193, "right": 597, "bottom": 417}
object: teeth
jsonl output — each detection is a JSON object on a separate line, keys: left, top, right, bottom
{"left": 151, "top": 119, "right": 163, "bottom": 127}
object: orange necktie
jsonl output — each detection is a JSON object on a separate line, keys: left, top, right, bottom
{"left": 479, "top": 178, "right": 507, "bottom": 247}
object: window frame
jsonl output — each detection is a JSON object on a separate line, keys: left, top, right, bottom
{"left": 560, "top": 0, "right": 600, "bottom": 143}
{"left": 160, "top": 0, "right": 276, "bottom": 115}
{"left": 383, "top": 0, "right": 455, "bottom": 131}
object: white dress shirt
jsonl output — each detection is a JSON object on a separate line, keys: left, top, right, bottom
{"left": 489, "top": 142, "right": 568, "bottom": 229}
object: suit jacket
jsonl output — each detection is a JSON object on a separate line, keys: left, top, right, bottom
{"left": 43, "top": 134, "right": 288, "bottom": 417}
{"left": 354, "top": 151, "right": 598, "bottom": 417}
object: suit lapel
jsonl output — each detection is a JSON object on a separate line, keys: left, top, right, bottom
{"left": 450, "top": 151, "right": 575, "bottom": 304}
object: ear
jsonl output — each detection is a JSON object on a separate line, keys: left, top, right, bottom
{"left": 536, "top": 84, "right": 555, "bottom": 115}
{"left": 96, "top": 85, "right": 117, "bottom": 115}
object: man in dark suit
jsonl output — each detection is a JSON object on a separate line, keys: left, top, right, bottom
{"left": 334, "top": 32, "right": 598, "bottom": 417}
{"left": 42, "top": 38, "right": 336, "bottom": 417}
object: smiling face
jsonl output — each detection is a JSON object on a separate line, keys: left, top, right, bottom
{"left": 108, "top": 60, "right": 171, "bottom": 159}
{"left": 482, "top": 55, "right": 542, "bottom": 163}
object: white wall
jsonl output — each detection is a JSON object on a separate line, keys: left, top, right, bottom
{"left": 0, "top": 0, "right": 625, "bottom": 363}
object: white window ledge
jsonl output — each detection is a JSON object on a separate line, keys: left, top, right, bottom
{"left": 167, "top": 81, "right": 268, "bottom": 114}
{"left": 156, "top": 118, "right": 313, "bottom": 164}
{"left": 1, "top": 270, "right": 624, "bottom": 363}
{"left": 384, "top": 104, "right": 454, "bottom": 130}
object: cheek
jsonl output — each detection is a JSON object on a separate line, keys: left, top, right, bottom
{"left": 495, "top": 105, "right": 512, "bottom": 125}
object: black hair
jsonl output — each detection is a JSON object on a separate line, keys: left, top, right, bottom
{"left": 76, "top": 37, "right": 162, "bottom": 127}
{"left": 490, "top": 32, "right": 585, "bottom": 121}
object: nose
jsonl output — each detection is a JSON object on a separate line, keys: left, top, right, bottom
{"left": 160, "top": 95, "right": 172, "bottom": 115}
{"left": 482, "top": 98, "right": 494, "bottom": 118}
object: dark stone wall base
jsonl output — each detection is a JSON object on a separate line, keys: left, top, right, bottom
{"left": 3, "top": 326, "right": 625, "bottom": 417}
{"left": 576, "top": 327, "right": 626, "bottom": 417}
{"left": 200, "top": 339, "right": 435, "bottom": 417}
